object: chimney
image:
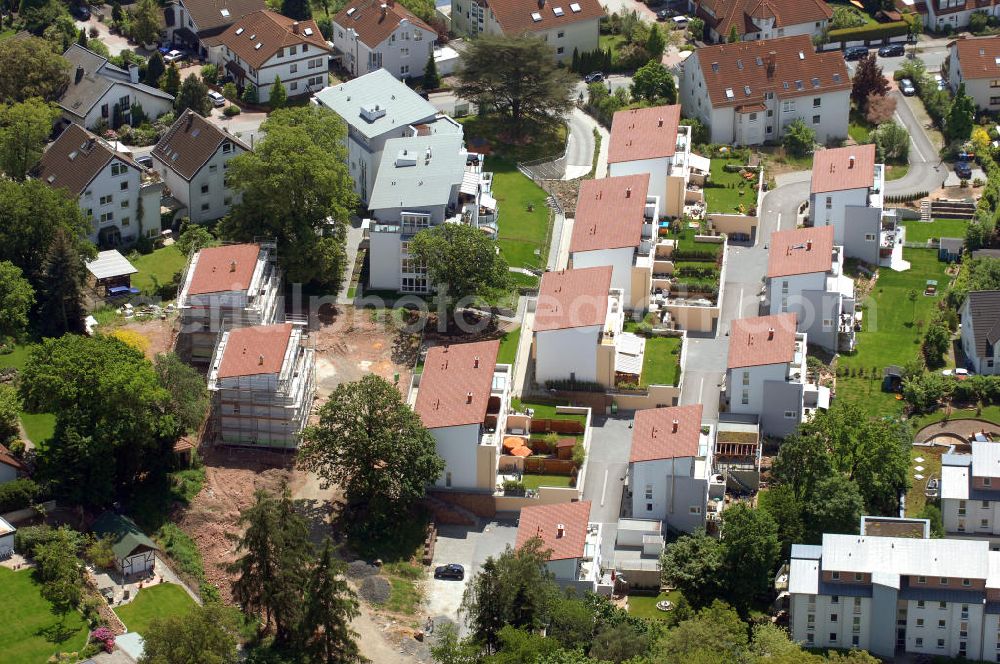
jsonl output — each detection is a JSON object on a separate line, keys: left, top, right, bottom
{"left": 849, "top": 155, "right": 856, "bottom": 169}
{"left": 75, "top": 65, "right": 84, "bottom": 83}
{"left": 625, "top": 187, "right": 632, "bottom": 198}
{"left": 658, "top": 117, "right": 663, "bottom": 127}
{"left": 187, "top": 112, "right": 195, "bottom": 129}
{"left": 806, "top": 239, "right": 813, "bottom": 251}
{"left": 381, "top": 2, "right": 388, "bottom": 15}
{"left": 474, "top": 356, "right": 480, "bottom": 368}
{"left": 672, "top": 419, "right": 679, "bottom": 433}
{"left": 766, "top": 51, "right": 776, "bottom": 78}
{"left": 292, "top": 21, "right": 300, "bottom": 34}
{"left": 466, "top": 391, "right": 473, "bottom": 404}
{"left": 258, "top": 354, "right": 264, "bottom": 365}
{"left": 556, "top": 523, "right": 565, "bottom": 538}
{"left": 229, "top": 260, "right": 237, "bottom": 272}
{"left": 128, "top": 63, "right": 139, "bottom": 84}
{"left": 767, "top": 327, "right": 775, "bottom": 340}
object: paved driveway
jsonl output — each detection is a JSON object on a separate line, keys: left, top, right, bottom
{"left": 426, "top": 520, "right": 517, "bottom": 632}
{"left": 581, "top": 416, "right": 634, "bottom": 562}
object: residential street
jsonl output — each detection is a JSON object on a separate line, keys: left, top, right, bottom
{"left": 580, "top": 417, "right": 636, "bottom": 562}
{"left": 888, "top": 90, "right": 947, "bottom": 197}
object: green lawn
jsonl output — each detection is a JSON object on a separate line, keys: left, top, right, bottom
{"left": 0, "top": 567, "right": 90, "bottom": 664}
{"left": 0, "top": 28, "right": 15, "bottom": 42}
{"left": 910, "top": 405, "right": 1000, "bottom": 430}
{"left": 837, "top": 249, "right": 950, "bottom": 417}
{"left": 705, "top": 159, "right": 757, "bottom": 214}
{"left": 382, "top": 561, "right": 424, "bottom": 615}
{"left": 884, "top": 162, "right": 909, "bottom": 181}
{"left": 497, "top": 326, "right": 521, "bottom": 366}
{"left": 641, "top": 337, "right": 682, "bottom": 387}
{"left": 522, "top": 473, "right": 574, "bottom": 490}
{"left": 664, "top": 228, "right": 724, "bottom": 259}
{"left": 848, "top": 111, "right": 871, "bottom": 145}
{"left": 0, "top": 343, "right": 56, "bottom": 447}
{"left": 130, "top": 245, "right": 187, "bottom": 296}
{"left": 827, "top": 1, "right": 879, "bottom": 25}
{"left": 0, "top": 343, "right": 32, "bottom": 369}
{"left": 905, "top": 445, "right": 945, "bottom": 517}
{"left": 627, "top": 590, "right": 684, "bottom": 621}
{"left": 489, "top": 158, "right": 552, "bottom": 271}
{"left": 515, "top": 401, "right": 588, "bottom": 424}
{"left": 902, "top": 218, "right": 969, "bottom": 244}
{"left": 114, "top": 583, "right": 197, "bottom": 635}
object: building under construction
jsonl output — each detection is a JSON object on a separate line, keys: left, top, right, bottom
{"left": 175, "top": 242, "right": 281, "bottom": 364}
{"left": 206, "top": 323, "right": 316, "bottom": 449}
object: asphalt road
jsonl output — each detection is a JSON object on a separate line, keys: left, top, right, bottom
{"left": 565, "top": 108, "right": 598, "bottom": 179}
{"left": 580, "top": 416, "right": 637, "bottom": 562}
{"left": 887, "top": 90, "right": 948, "bottom": 197}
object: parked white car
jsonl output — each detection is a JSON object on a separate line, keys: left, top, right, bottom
{"left": 164, "top": 49, "right": 185, "bottom": 64}
{"left": 207, "top": 90, "right": 225, "bottom": 107}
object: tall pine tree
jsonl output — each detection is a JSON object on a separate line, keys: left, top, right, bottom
{"left": 301, "top": 539, "right": 363, "bottom": 663}
{"left": 38, "top": 228, "right": 85, "bottom": 337}
{"left": 161, "top": 63, "right": 181, "bottom": 96}
{"left": 269, "top": 75, "right": 287, "bottom": 110}
{"left": 146, "top": 51, "right": 165, "bottom": 88}
{"left": 422, "top": 54, "right": 440, "bottom": 90}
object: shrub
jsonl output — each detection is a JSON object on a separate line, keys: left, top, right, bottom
{"left": 223, "top": 104, "right": 241, "bottom": 117}
{"left": 503, "top": 479, "right": 526, "bottom": 496}
{"left": 0, "top": 478, "right": 39, "bottom": 512}
{"left": 200, "top": 63, "right": 219, "bottom": 84}
{"left": 827, "top": 21, "right": 911, "bottom": 43}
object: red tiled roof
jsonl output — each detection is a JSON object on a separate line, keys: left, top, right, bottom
{"left": 217, "top": 10, "right": 329, "bottom": 71}
{"left": 414, "top": 340, "right": 500, "bottom": 429}
{"left": 486, "top": 0, "right": 604, "bottom": 35}
{"left": 217, "top": 323, "right": 293, "bottom": 378}
{"left": 333, "top": 0, "right": 435, "bottom": 48}
{"left": 515, "top": 500, "right": 592, "bottom": 561}
{"left": 727, "top": 313, "right": 798, "bottom": 369}
{"left": 692, "top": 35, "right": 851, "bottom": 109}
{"left": 951, "top": 35, "right": 1000, "bottom": 80}
{"left": 152, "top": 110, "right": 250, "bottom": 182}
{"left": 35, "top": 124, "right": 142, "bottom": 198}
{"left": 629, "top": 404, "right": 704, "bottom": 463}
{"left": 811, "top": 144, "right": 876, "bottom": 195}
{"left": 696, "top": 0, "right": 831, "bottom": 38}
{"left": 570, "top": 174, "right": 649, "bottom": 253}
{"left": 187, "top": 243, "right": 260, "bottom": 295}
{"left": 607, "top": 105, "right": 681, "bottom": 164}
{"left": 767, "top": 225, "right": 835, "bottom": 278}
{"left": 534, "top": 267, "right": 613, "bottom": 332}
{"left": 0, "top": 443, "right": 27, "bottom": 473}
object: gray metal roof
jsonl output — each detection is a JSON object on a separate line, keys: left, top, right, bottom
{"left": 313, "top": 69, "right": 437, "bottom": 140}
{"left": 368, "top": 133, "right": 466, "bottom": 211}
{"left": 791, "top": 543, "right": 823, "bottom": 560}
{"left": 86, "top": 250, "right": 138, "bottom": 280}
{"left": 964, "top": 290, "right": 1000, "bottom": 360}
{"left": 821, "top": 534, "right": 990, "bottom": 579}
{"left": 788, "top": 557, "right": 819, "bottom": 594}
{"left": 973, "top": 440, "right": 1000, "bottom": 478}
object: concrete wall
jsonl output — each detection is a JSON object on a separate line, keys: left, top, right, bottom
{"left": 709, "top": 213, "right": 758, "bottom": 237}
{"left": 535, "top": 326, "right": 600, "bottom": 384}
{"left": 759, "top": 379, "right": 804, "bottom": 438}
{"left": 609, "top": 157, "right": 669, "bottom": 207}
{"left": 333, "top": 19, "right": 435, "bottom": 79}
{"left": 572, "top": 247, "right": 637, "bottom": 308}
{"left": 431, "top": 422, "right": 481, "bottom": 489}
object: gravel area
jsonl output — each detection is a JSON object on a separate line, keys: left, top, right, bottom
{"left": 347, "top": 560, "right": 381, "bottom": 579}
{"left": 359, "top": 575, "right": 392, "bottom": 605}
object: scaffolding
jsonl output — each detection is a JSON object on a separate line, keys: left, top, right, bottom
{"left": 206, "top": 320, "right": 316, "bottom": 450}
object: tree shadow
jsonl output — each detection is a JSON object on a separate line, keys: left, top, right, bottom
{"left": 36, "top": 618, "right": 78, "bottom": 644}
{"left": 293, "top": 497, "right": 337, "bottom": 548}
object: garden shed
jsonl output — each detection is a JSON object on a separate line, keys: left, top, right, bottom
{"left": 91, "top": 511, "right": 158, "bottom": 579}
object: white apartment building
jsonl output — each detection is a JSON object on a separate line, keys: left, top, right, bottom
{"left": 941, "top": 439, "right": 1000, "bottom": 537}
{"left": 628, "top": 404, "right": 724, "bottom": 533}
{"left": 810, "top": 144, "right": 906, "bottom": 270}
{"left": 207, "top": 323, "right": 316, "bottom": 448}
{"left": 151, "top": 110, "right": 251, "bottom": 224}
{"left": 533, "top": 266, "right": 635, "bottom": 389}
{"left": 34, "top": 124, "right": 163, "bottom": 248}
{"left": 515, "top": 501, "right": 604, "bottom": 593}
{"left": 726, "top": 313, "right": 828, "bottom": 438}
{"left": 946, "top": 35, "right": 1000, "bottom": 112}
{"left": 680, "top": 35, "right": 851, "bottom": 146}
{"left": 569, "top": 174, "right": 659, "bottom": 311}
{"left": 766, "top": 225, "right": 857, "bottom": 353}
{"left": 332, "top": 0, "right": 436, "bottom": 79}
{"left": 164, "top": 0, "right": 265, "bottom": 60}
{"left": 450, "top": 0, "right": 602, "bottom": 64}
{"left": 175, "top": 242, "right": 282, "bottom": 363}
{"left": 689, "top": 0, "right": 832, "bottom": 43}
{"left": 410, "top": 340, "right": 511, "bottom": 492}
{"left": 927, "top": 0, "right": 1000, "bottom": 30}
{"left": 366, "top": 133, "right": 497, "bottom": 293}
{"left": 606, "top": 105, "right": 707, "bottom": 219}
{"left": 59, "top": 45, "right": 175, "bottom": 131}
{"left": 788, "top": 529, "right": 1000, "bottom": 660}
{"left": 959, "top": 291, "right": 1000, "bottom": 375}
{"left": 217, "top": 11, "right": 331, "bottom": 104}
{"left": 313, "top": 69, "right": 449, "bottom": 203}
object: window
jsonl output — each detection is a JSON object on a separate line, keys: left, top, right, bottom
{"left": 290, "top": 46, "right": 296, "bottom": 55}
{"left": 940, "top": 577, "right": 948, "bottom": 585}
{"left": 807, "top": 614, "right": 815, "bottom": 624}
{"left": 832, "top": 572, "right": 840, "bottom": 581}
{"left": 120, "top": 216, "right": 129, "bottom": 226}
{"left": 937, "top": 639, "right": 945, "bottom": 649}
{"left": 813, "top": 97, "right": 821, "bottom": 108}
{"left": 201, "top": 202, "right": 210, "bottom": 211}
{"left": 830, "top": 613, "right": 838, "bottom": 622}
{"left": 646, "top": 503, "right": 652, "bottom": 511}
{"left": 852, "top": 616, "right": 860, "bottom": 633}
{"left": 852, "top": 636, "right": 859, "bottom": 647}
{"left": 445, "top": 472, "right": 452, "bottom": 487}
{"left": 557, "top": 30, "right": 564, "bottom": 38}
{"left": 120, "top": 199, "right": 129, "bottom": 209}
{"left": 806, "top": 633, "right": 814, "bottom": 644}
{"left": 782, "top": 100, "right": 795, "bottom": 112}
{"left": 749, "top": 112, "right": 758, "bottom": 122}
{"left": 939, "top": 601, "right": 947, "bottom": 610}
{"left": 918, "top": 576, "right": 927, "bottom": 584}
{"left": 741, "top": 389, "right": 749, "bottom": 405}
{"left": 823, "top": 319, "right": 833, "bottom": 330}
{"left": 962, "top": 605, "right": 969, "bottom": 619}
{"left": 415, "top": 30, "right": 423, "bottom": 40}
{"left": 100, "top": 212, "right": 113, "bottom": 223}
{"left": 644, "top": 485, "right": 653, "bottom": 500}
{"left": 120, "top": 180, "right": 128, "bottom": 191}
{"left": 401, "top": 65, "right": 409, "bottom": 75}
{"left": 864, "top": 233, "right": 876, "bottom": 242}
{"left": 991, "top": 97, "right": 1000, "bottom": 106}
{"left": 784, "top": 410, "right": 797, "bottom": 419}
{"left": 557, "top": 47, "right": 564, "bottom": 55}
{"left": 981, "top": 518, "right": 989, "bottom": 528}
{"left": 854, "top": 597, "right": 861, "bottom": 612}
{"left": 854, "top": 573, "right": 862, "bottom": 582}
{"left": 290, "top": 63, "right": 298, "bottom": 73}
{"left": 812, "top": 114, "right": 821, "bottom": 125}
{"left": 201, "top": 184, "right": 209, "bottom": 194}
{"left": 742, "top": 370, "right": 750, "bottom": 385}
{"left": 290, "top": 82, "right": 297, "bottom": 91}
{"left": 963, "top": 578, "right": 972, "bottom": 586}
{"left": 959, "top": 500, "right": 967, "bottom": 516}
{"left": 939, "top": 619, "right": 946, "bottom": 629}
{"left": 917, "top": 600, "right": 926, "bottom": 609}
{"left": 209, "top": 164, "right": 218, "bottom": 173}
{"left": 916, "top": 618, "right": 925, "bottom": 627}
{"left": 222, "top": 142, "right": 233, "bottom": 154}
{"left": 825, "top": 196, "right": 832, "bottom": 210}
{"left": 829, "top": 633, "right": 837, "bottom": 642}
{"left": 100, "top": 194, "right": 113, "bottom": 205}
{"left": 767, "top": 125, "right": 773, "bottom": 134}
{"left": 111, "top": 162, "right": 127, "bottom": 176}
{"left": 302, "top": 44, "right": 308, "bottom": 52}
{"left": 831, "top": 595, "right": 839, "bottom": 604}
{"left": 916, "top": 637, "right": 923, "bottom": 647}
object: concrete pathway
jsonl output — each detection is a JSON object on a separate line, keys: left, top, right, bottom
{"left": 337, "top": 219, "right": 365, "bottom": 305}
{"left": 547, "top": 210, "right": 569, "bottom": 271}
{"left": 565, "top": 108, "right": 598, "bottom": 180}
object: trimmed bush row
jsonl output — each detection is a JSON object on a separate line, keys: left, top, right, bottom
{"left": 827, "top": 21, "right": 911, "bottom": 43}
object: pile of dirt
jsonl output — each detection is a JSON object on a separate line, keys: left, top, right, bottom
{"left": 347, "top": 560, "right": 380, "bottom": 579}
{"left": 359, "top": 575, "right": 391, "bottom": 605}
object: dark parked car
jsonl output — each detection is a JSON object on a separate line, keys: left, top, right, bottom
{"left": 136, "top": 155, "right": 153, "bottom": 169}
{"left": 657, "top": 9, "right": 676, "bottom": 20}
{"left": 878, "top": 44, "right": 904, "bottom": 57}
{"left": 955, "top": 161, "right": 972, "bottom": 180}
{"left": 70, "top": 3, "right": 91, "bottom": 20}
{"left": 844, "top": 46, "right": 869, "bottom": 61}
{"left": 434, "top": 564, "right": 465, "bottom": 580}
{"left": 584, "top": 72, "right": 604, "bottom": 84}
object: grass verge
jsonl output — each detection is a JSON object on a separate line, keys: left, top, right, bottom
{"left": 705, "top": 158, "right": 758, "bottom": 214}
{"left": 641, "top": 336, "right": 683, "bottom": 387}
{"left": 522, "top": 473, "right": 574, "bottom": 490}
{"left": 0, "top": 567, "right": 89, "bottom": 664}
{"left": 130, "top": 245, "right": 186, "bottom": 296}
{"left": 114, "top": 583, "right": 198, "bottom": 635}
{"left": 902, "top": 218, "right": 968, "bottom": 244}
{"left": 489, "top": 158, "right": 552, "bottom": 271}
{"left": 627, "top": 590, "right": 684, "bottom": 621}
{"left": 498, "top": 326, "right": 521, "bottom": 365}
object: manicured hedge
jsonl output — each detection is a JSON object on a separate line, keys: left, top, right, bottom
{"left": 827, "top": 21, "right": 911, "bottom": 43}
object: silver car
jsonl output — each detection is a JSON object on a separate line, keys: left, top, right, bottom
{"left": 899, "top": 78, "right": 916, "bottom": 96}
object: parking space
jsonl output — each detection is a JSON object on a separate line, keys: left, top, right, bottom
{"left": 426, "top": 520, "right": 518, "bottom": 630}
{"left": 581, "top": 416, "right": 635, "bottom": 562}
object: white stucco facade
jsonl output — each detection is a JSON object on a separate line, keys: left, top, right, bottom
{"left": 534, "top": 325, "right": 600, "bottom": 384}
{"left": 333, "top": 16, "right": 436, "bottom": 79}
{"left": 960, "top": 297, "right": 1000, "bottom": 375}
{"left": 222, "top": 43, "right": 330, "bottom": 103}
{"left": 154, "top": 138, "right": 247, "bottom": 224}
{"left": 80, "top": 159, "right": 163, "bottom": 246}
{"left": 429, "top": 422, "right": 482, "bottom": 489}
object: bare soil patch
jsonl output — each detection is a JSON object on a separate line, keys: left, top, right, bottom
{"left": 115, "top": 316, "right": 178, "bottom": 361}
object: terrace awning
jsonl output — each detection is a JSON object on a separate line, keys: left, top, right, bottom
{"left": 86, "top": 250, "right": 138, "bottom": 281}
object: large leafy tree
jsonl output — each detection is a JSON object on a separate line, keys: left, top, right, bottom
{"left": 456, "top": 34, "right": 576, "bottom": 139}
{"left": 129, "top": 0, "right": 160, "bottom": 46}
{"left": 645, "top": 24, "right": 666, "bottom": 59}
{"left": 659, "top": 531, "right": 724, "bottom": 608}
{"left": 461, "top": 537, "right": 559, "bottom": 653}
{"left": 719, "top": 504, "right": 779, "bottom": 612}
{"left": 175, "top": 74, "right": 212, "bottom": 116}
{"left": 20, "top": 334, "right": 176, "bottom": 506}
{"left": 0, "top": 35, "right": 69, "bottom": 103}
{"left": 873, "top": 119, "right": 909, "bottom": 163}
{"left": 782, "top": 118, "right": 816, "bottom": 158}
{"left": 37, "top": 227, "right": 86, "bottom": 337}
{"left": 281, "top": 0, "right": 312, "bottom": 20}
{"left": 34, "top": 528, "right": 84, "bottom": 622}
{"left": 298, "top": 374, "right": 443, "bottom": 535}
{"left": 658, "top": 600, "right": 749, "bottom": 663}
{"left": 139, "top": 603, "right": 241, "bottom": 664}
{"left": 228, "top": 487, "right": 314, "bottom": 644}
{"left": 408, "top": 223, "right": 511, "bottom": 313}
{"left": 0, "top": 98, "right": 60, "bottom": 180}
{"left": 0, "top": 384, "right": 21, "bottom": 445}
{"left": 947, "top": 82, "right": 976, "bottom": 141}
{"left": 630, "top": 60, "right": 677, "bottom": 104}
{"left": 756, "top": 485, "right": 805, "bottom": 558}
{"left": 220, "top": 106, "right": 357, "bottom": 291}
{"left": 154, "top": 353, "right": 210, "bottom": 434}
{"left": 0, "top": 260, "right": 34, "bottom": 341}
{"left": 850, "top": 53, "right": 888, "bottom": 112}
{"left": 300, "top": 539, "right": 364, "bottom": 663}
{"left": 802, "top": 474, "right": 864, "bottom": 542}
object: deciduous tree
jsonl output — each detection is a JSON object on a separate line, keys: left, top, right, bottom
{"left": 659, "top": 531, "right": 724, "bottom": 608}
{"left": 129, "top": 0, "right": 160, "bottom": 46}
{"left": 864, "top": 91, "right": 896, "bottom": 125}
{"left": 35, "top": 529, "right": 83, "bottom": 622}
{"left": 175, "top": 74, "right": 211, "bottom": 116}
{"left": 782, "top": 118, "right": 815, "bottom": 157}
{"left": 922, "top": 319, "right": 951, "bottom": 368}
{"left": 408, "top": 223, "right": 511, "bottom": 313}
{"left": 851, "top": 53, "right": 889, "bottom": 112}
{"left": 456, "top": 35, "right": 576, "bottom": 140}
{"left": 140, "top": 603, "right": 241, "bottom": 664}
{"left": 659, "top": 600, "right": 749, "bottom": 662}
{"left": 645, "top": 24, "right": 666, "bottom": 59}
{"left": 281, "top": 0, "right": 312, "bottom": 20}
{"left": 161, "top": 63, "right": 181, "bottom": 97}
{"left": 0, "top": 384, "right": 21, "bottom": 445}
{"left": 220, "top": 106, "right": 357, "bottom": 291}
{"left": 0, "top": 36, "right": 69, "bottom": 103}
{"left": 630, "top": 60, "right": 676, "bottom": 104}
{"left": 0, "top": 98, "right": 60, "bottom": 180}
{"left": 757, "top": 484, "right": 805, "bottom": 557}
{"left": 873, "top": 119, "right": 909, "bottom": 163}
{"left": 720, "top": 504, "right": 779, "bottom": 611}
{"left": 0, "top": 260, "right": 33, "bottom": 341}
{"left": 155, "top": 353, "right": 210, "bottom": 434}
{"left": 298, "top": 374, "right": 443, "bottom": 535}
{"left": 802, "top": 474, "right": 864, "bottom": 541}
